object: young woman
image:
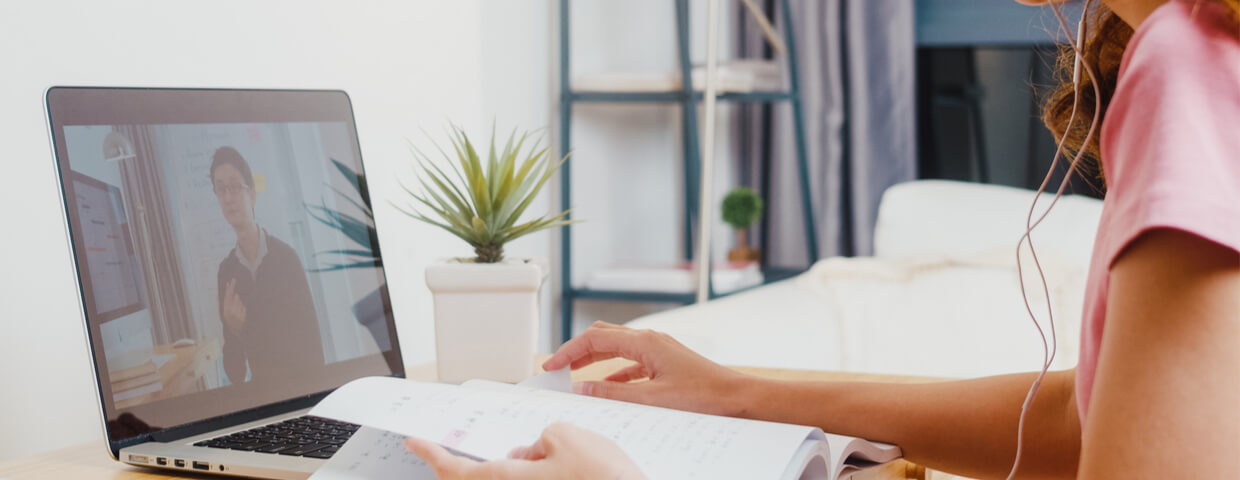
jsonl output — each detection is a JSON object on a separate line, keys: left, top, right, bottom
{"left": 407, "top": 0, "right": 1240, "bottom": 478}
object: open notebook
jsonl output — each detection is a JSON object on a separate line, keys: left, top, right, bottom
{"left": 308, "top": 370, "right": 900, "bottom": 480}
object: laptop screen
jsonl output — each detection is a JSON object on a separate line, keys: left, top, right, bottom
{"left": 46, "top": 88, "right": 402, "bottom": 442}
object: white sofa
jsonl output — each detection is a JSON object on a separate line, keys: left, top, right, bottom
{"left": 627, "top": 180, "right": 1103, "bottom": 379}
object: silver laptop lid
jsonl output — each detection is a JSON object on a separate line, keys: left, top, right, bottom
{"left": 45, "top": 87, "right": 402, "bottom": 457}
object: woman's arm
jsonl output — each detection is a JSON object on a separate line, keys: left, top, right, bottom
{"left": 739, "top": 369, "right": 1080, "bottom": 479}
{"left": 1077, "top": 229, "right": 1240, "bottom": 478}
{"left": 547, "top": 325, "right": 1082, "bottom": 479}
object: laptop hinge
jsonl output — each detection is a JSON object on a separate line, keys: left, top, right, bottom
{"left": 149, "top": 392, "right": 327, "bottom": 443}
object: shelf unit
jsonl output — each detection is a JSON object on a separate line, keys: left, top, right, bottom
{"left": 557, "top": 0, "right": 818, "bottom": 344}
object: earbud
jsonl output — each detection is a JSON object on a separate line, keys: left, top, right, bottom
{"left": 1073, "top": 12, "right": 1086, "bottom": 85}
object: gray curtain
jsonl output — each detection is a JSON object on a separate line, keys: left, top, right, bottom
{"left": 117, "top": 125, "right": 196, "bottom": 344}
{"left": 736, "top": 0, "right": 916, "bottom": 263}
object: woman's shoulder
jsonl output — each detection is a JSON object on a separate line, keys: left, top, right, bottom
{"left": 1104, "top": 0, "right": 1240, "bottom": 181}
{"left": 1120, "top": 1, "right": 1240, "bottom": 80}
{"left": 1097, "top": 1, "right": 1240, "bottom": 266}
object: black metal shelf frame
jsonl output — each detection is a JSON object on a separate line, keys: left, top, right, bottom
{"left": 557, "top": 0, "right": 818, "bottom": 344}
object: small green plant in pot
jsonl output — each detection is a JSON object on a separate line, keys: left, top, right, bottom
{"left": 722, "top": 187, "right": 763, "bottom": 263}
{"left": 397, "top": 125, "right": 573, "bottom": 383}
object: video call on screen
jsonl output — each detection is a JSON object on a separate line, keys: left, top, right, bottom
{"left": 61, "top": 121, "right": 393, "bottom": 422}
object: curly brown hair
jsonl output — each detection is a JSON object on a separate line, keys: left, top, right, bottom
{"left": 1040, "top": 0, "right": 1240, "bottom": 189}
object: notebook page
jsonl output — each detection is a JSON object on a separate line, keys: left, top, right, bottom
{"left": 777, "top": 435, "right": 833, "bottom": 480}
{"left": 309, "top": 426, "right": 435, "bottom": 480}
{"left": 310, "top": 376, "right": 817, "bottom": 479}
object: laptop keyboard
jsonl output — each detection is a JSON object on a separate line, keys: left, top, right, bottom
{"left": 193, "top": 415, "right": 359, "bottom": 459}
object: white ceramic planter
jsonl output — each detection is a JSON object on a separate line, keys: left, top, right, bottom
{"left": 425, "top": 257, "right": 548, "bottom": 384}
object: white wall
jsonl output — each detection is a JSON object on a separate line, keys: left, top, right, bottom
{"left": 0, "top": 0, "right": 484, "bottom": 460}
{"left": 477, "top": 0, "right": 558, "bottom": 353}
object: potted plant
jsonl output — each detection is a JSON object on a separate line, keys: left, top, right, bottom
{"left": 397, "top": 125, "right": 572, "bottom": 383}
{"left": 306, "top": 159, "right": 401, "bottom": 374}
{"left": 722, "top": 187, "right": 763, "bottom": 263}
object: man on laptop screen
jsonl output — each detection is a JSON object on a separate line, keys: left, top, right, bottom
{"left": 209, "top": 145, "right": 324, "bottom": 385}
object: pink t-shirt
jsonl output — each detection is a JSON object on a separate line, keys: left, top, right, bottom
{"left": 1076, "top": 0, "right": 1240, "bottom": 422}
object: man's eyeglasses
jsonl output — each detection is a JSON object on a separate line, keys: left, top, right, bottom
{"left": 213, "top": 183, "right": 252, "bottom": 197}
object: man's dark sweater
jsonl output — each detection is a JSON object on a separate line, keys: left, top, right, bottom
{"left": 217, "top": 229, "right": 324, "bottom": 384}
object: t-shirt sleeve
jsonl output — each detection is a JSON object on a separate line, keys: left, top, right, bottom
{"left": 1097, "top": 17, "right": 1240, "bottom": 265}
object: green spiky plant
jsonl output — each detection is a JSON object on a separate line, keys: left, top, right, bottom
{"left": 396, "top": 125, "right": 574, "bottom": 263}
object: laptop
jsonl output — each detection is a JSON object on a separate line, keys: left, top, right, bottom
{"left": 45, "top": 87, "right": 404, "bottom": 479}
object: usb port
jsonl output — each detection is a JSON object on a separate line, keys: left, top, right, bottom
{"left": 192, "top": 461, "right": 210, "bottom": 471}
{"left": 156, "top": 457, "right": 167, "bottom": 466}
{"left": 127, "top": 454, "right": 149, "bottom": 463}
{"left": 174, "top": 459, "right": 185, "bottom": 468}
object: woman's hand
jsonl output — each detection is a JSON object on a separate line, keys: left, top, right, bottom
{"left": 543, "top": 322, "right": 751, "bottom": 417}
{"left": 405, "top": 422, "right": 645, "bottom": 480}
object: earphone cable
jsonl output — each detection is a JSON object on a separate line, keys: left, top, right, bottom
{"left": 1005, "top": 1, "right": 1104, "bottom": 478}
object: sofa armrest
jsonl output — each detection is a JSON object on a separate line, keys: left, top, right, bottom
{"left": 873, "top": 180, "right": 1102, "bottom": 267}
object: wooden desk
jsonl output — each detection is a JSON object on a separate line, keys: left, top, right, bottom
{"left": 0, "top": 359, "right": 962, "bottom": 480}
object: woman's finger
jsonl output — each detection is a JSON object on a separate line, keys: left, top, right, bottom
{"left": 568, "top": 351, "right": 624, "bottom": 370}
{"left": 604, "top": 364, "right": 650, "bottom": 383}
{"left": 544, "top": 326, "right": 653, "bottom": 371}
{"left": 509, "top": 420, "right": 583, "bottom": 461}
{"left": 510, "top": 435, "right": 549, "bottom": 461}
{"left": 507, "top": 446, "right": 530, "bottom": 459}
{"left": 410, "top": 438, "right": 553, "bottom": 479}
{"left": 573, "top": 380, "right": 650, "bottom": 404}
{"left": 405, "top": 438, "right": 475, "bottom": 476}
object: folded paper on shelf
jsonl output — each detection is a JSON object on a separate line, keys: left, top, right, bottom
{"left": 585, "top": 262, "right": 764, "bottom": 294}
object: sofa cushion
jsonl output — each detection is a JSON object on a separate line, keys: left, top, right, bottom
{"left": 873, "top": 180, "right": 1103, "bottom": 268}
